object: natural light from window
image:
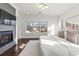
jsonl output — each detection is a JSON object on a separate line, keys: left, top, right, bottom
{"left": 48, "top": 24, "right": 55, "bottom": 35}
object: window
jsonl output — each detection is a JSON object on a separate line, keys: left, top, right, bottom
{"left": 26, "top": 21, "right": 48, "bottom": 33}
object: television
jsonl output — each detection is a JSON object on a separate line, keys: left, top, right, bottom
{"left": 0, "top": 31, "right": 13, "bottom": 47}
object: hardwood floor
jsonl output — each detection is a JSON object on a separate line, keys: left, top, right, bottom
{"left": 0, "top": 38, "right": 39, "bottom": 56}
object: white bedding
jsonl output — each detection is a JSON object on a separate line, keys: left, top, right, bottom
{"left": 40, "top": 36, "right": 79, "bottom": 56}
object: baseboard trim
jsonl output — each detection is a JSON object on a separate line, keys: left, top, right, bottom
{"left": 19, "top": 38, "right": 39, "bottom": 40}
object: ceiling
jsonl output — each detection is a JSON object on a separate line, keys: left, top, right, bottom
{"left": 12, "top": 3, "right": 78, "bottom": 16}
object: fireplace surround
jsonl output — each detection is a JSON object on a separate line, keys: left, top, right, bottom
{"left": 0, "top": 30, "right": 13, "bottom": 47}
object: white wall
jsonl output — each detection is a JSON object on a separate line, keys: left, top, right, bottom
{"left": 58, "top": 4, "right": 79, "bottom": 44}
{"left": 58, "top": 4, "right": 79, "bottom": 31}
{"left": 16, "top": 4, "right": 79, "bottom": 39}
{"left": 59, "top": 4, "right": 79, "bottom": 22}
{"left": 16, "top": 10, "right": 59, "bottom": 39}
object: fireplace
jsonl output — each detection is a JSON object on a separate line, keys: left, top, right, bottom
{"left": 0, "top": 31, "right": 13, "bottom": 47}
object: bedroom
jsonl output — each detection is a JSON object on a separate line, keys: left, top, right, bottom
{"left": 0, "top": 3, "right": 79, "bottom": 56}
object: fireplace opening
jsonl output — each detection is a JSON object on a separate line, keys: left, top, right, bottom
{"left": 0, "top": 31, "right": 13, "bottom": 47}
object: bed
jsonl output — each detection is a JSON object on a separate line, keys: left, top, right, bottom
{"left": 40, "top": 36, "right": 79, "bottom": 56}
{"left": 19, "top": 36, "right": 79, "bottom": 56}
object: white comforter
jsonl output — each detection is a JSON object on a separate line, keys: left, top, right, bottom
{"left": 40, "top": 36, "right": 79, "bottom": 56}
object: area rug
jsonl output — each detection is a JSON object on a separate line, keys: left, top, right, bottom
{"left": 19, "top": 40, "right": 40, "bottom": 56}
